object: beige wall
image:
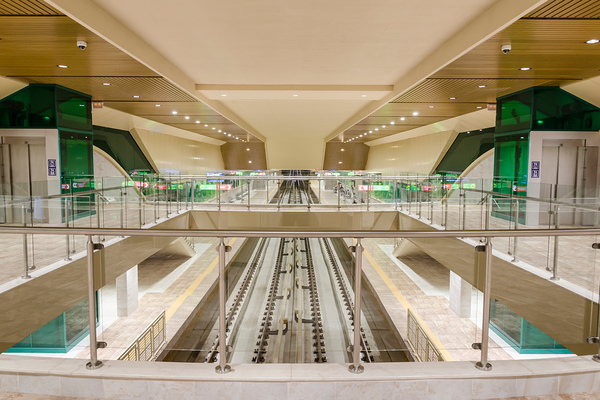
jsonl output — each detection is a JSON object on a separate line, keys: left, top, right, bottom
{"left": 133, "top": 128, "right": 224, "bottom": 174}
{"left": 221, "top": 142, "right": 267, "bottom": 170}
{"left": 365, "top": 131, "right": 457, "bottom": 175}
{"left": 323, "top": 142, "right": 369, "bottom": 171}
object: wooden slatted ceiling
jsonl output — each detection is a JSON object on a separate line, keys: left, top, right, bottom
{"left": 20, "top": 76, "right": 197, "bottom": 102}
{"left": 0, "top": 0, "right": 62, "bottom": 16}
{"left": 525, "top": 0, "right": 600, "bottom": 19}
{"left": 337, "top": 18, "right": 600, "bottom": 145}
{"left": 0, "top": 15, "right": 256, "bottom": 143}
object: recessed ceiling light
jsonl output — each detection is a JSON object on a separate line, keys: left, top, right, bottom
{"left": 382, "top": 125, "right": 386, "bottom": 128}
{"left": 185, "top": 116, "right": 190, "bottom": 120}
{"left": 369, "top": 131, "right": 372, "bottom": 133}
{"left": 362, "top": 94, "right": 367, "bottom": 97}
{"left": 103, "top": 82, "right": 110, "bottom": 86}
{"left": 520, "top": 67, "right": 531, "bottom": 71}
{"left": 478, "top": 85, "right": 487, "bottom": 88}
{"left": 249, "top": 160, "right": 252, "bottom": 164}
{"left": 477, "top": 106, "right": 483, "bottom": 109}
{"left": 374, "top": 128, "right": 378, "bottom": 131}
{"left": 293, "top": 94, "right": 298, "bottom": 97}
{"left": 227, "top": 133, "right": 231, "bottom": 136}
{"left": 223, "top": 132, "right": 226, "bottom": 134}
{"left": 400, "top": 117, "right": 406, "bottom": 121}
{"left": 449, "top": 97, "right": 456, "bottom": 100}
{"left": 341, "top": 149, "right": 345, "bottom": 151}
{"left": 205, "top": 124, "right": 208, "bottom": 127}
{"left": 338, "top": 161, "right": 343, "bottom": 164}
{"left": 247, "top": 148, "right": 250, "bottom": 151}
{"left": 221, "top": 94, "right": 227, "bottom": 97}
{"left": 412, "top": 112, "right": 418, "bottom": 116}
{"left": 133, "top": 95, "right": 140, "bottom": 98}
{"left": 172, "top": 111, "right": 178, "bottom": 115}
{"left": 236, "top": 137, "right": 239, "bottom": 139}
{"left": 196, "top": 120, "right": 200, "bottom": 123}
{"left": 586, "top": 39, "right": 599, "bottom": 44}
{"left": 390, "top": 121, "right": 395, "bottom": 125}
{"left": 155, "top": 104, "right": 161, "bottom": 107}
{"left": 360, "top": 134, "right": 363, "bottom": 137}
{"left": 429, "top": 105, "right": 435, "bottom": 108}
{"left": 364, "top": 132, "right": 368, "bottom": 135}
{"left": 57, "top": 64, "right": 68, "bottom": 68}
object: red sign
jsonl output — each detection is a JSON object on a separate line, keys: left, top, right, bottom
{"left": 443, "top": 184, "right": 452, "bottom": 189}
{"left": 156, "top": 184, "right": 167, "bottom": 190}
{"left": 422, "top": 186, "right": 432, "bottom": 191}
{"left": 62, "top": 184, "right": 70, "bottom": 189}
{"left": 358, "top": 185, "right": 372, "bottom": 191}
{"left": 218, "top": 184, "right": 232, "bottom": 190}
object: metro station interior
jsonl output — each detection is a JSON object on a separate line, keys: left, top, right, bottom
{"left": 2, "top": 0, "right": 600, "bottom": 399}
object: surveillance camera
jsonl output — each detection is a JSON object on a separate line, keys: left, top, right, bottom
{"left": 501, "top": 44, "right": 511, "bottom": 54}
{"left": 77, "top": 40, "right": 87, "bottom": 50}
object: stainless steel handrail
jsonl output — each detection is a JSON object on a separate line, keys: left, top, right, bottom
{"left": 0, "top": 225, "right": 598, "bottom": 238}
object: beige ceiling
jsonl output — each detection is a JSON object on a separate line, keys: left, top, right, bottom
{"left": 48, "top": 0, "right": 546, "bottom": 169}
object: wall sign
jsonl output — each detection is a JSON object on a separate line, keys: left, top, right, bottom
{"left": 531, "top": 161, "right": 540, "bottom": 178}
{"left": 48, "top": 159, "right": 57, "bottom": 176}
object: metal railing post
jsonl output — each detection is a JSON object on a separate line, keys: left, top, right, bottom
{"left": 417, "top": 183, "right": 422, "bottom": 219}
{"left": 191, "top": 179, "right": 195, "bottom": 210}
{"left": 318, "top": 178, "right": 321, "bottom": 204}
{"left": 349, "top": 238, "right": 364, "bottom": 374}
{"left": 218, "top": 186, "right": 222, "bottom": 211}
{"left": 154, "top": 191, "right": 158, "bottom": 223}
{"left": 21, "top": 204, "right": 31, "bottom": 279}
{"left": 337, "top": 179, "right": 341, "bottom": 210}
{"left": 216, "top": 237, "right": 231, "bottom": 373}
{"left": 512, "top": 199, "right": 519, "bottom": 262}
{"left": 366, "top": 179, "right": 370, "bottom": 211}
{"left": 475, "top": 238, "right": 493, "bottom": 371}
{"left": 86, "top": 236, "right": 104, "bottom": 370}
{"left": 65, "top": 199, "right": 72, "bottom": 260}
{"left": 176, "top": 182, "right": 180, "bottom": 214}
{"left": 138, "top": 196, "right": 142, "bottom": 227}
{"left": 120, "top": 188, "right": 124, "bottom": 230}
{"left": 247, "top": 181, "right": 251, "bottom": 210}
{"left": 394, "top": 180, "right": 398, "bottom": 211}
{"left": 549, "top": 205, "right": 560, "bottom": 280}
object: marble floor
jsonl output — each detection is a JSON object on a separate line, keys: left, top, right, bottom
{"left": 0, "top": 391, "right": 599, "bottom": 399}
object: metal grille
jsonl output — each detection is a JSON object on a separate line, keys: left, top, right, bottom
{"left": 118, "top": 310, "right": 166, "bottom": 362}
{"left": 524, "top": 0, "right": 600, "bottom": 19}
{"left": 406, "top": 309, "right": 444, "bottom": 362}
{"left": 0, "top": 0, "right": 63, "bottom": 15}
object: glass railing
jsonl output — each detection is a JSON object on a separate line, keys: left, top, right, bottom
{"left": 0, "top": 225, "right": 598, "bottom": 374}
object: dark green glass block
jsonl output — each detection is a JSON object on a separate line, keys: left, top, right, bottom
{"left": 533, "top": 87, "right": 600, "bottom": 131}
{"left": 0, "top": 85, "right": 56, "bottom": 128}
{"left": 435, "top": 127, "right": 495, "bottom": 175}
{"left": 65, "top": 297, "right": 90, "bottom": 347}
{"left": 56, "top": 87, "right": 92, "bottom": 131}
{"left": 93, "top": 125, "right": 154, "bottom": 174}
{"left": 496, "top": 90, "right": 533, "bottom": 134}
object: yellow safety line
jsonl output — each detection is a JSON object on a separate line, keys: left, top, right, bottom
{"left": 358, "top": 240, "right": 454, "bottom": 361}
{"left": 166, "top": 238, "right": 237, "bottom": 321}
{"left": 312, "top": 181, "right": 329, "bottom": 205}
{"left": 263, "top": 184, "right": 278, "bottom": 204}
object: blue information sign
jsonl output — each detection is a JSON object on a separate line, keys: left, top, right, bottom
{"left": 531, "top": 161, "right": 540, "bottom": 178}
{"left": 48, "top": 159, "right": 57, "bottom": 176}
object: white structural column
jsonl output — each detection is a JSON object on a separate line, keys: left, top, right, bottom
{"left": 116, "top": 265, "right": 139, "bottom": 317}
{"left": 449, "top": 271, "right": 472, "bottom": 318}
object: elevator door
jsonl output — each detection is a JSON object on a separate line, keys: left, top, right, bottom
{"left": 1, "top": 137, "right": 47, "bottom": 223}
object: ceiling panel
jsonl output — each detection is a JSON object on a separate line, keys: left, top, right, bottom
{"left": 334, "top": 17, "right": 600, "bottom": 145}
{"left": 18, "top": 76, "right": 196, "bottom": 102}
{"left": 0, "top": 0, "right": 62, "bottom": 16}
{"left": 524, "top": 0, "right": 600, "bottom": 19}
{"left": 0, "top": 15, "right": 256, "bottom": 144}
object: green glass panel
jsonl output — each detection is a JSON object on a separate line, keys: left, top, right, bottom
{"left": 56, "top": 87, "right": 92, "bottom": 131}
{"left": 0, "top": 85, "right": 56, "bottom": 128}
{"left": 533, "top": 87, "right": 600, "bottom": 131}
{"left": 496, "top": 90, "right": 533, "bottom": 134}
{"left": 65, "top": 297, "right": 90, "bottom": 346}
{"left": 435, "top": 127, "right": 495, "bottom": 175}
{"left": 93, "top": 125, "right": 154, "bottom": 174}
{"left": 490, "top": 300, "right": 568, "bottom": 353}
